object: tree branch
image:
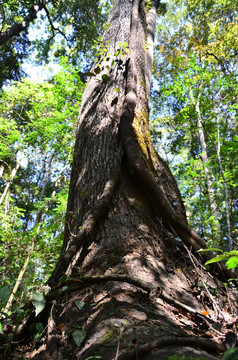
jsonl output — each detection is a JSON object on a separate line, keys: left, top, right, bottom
{"left": 42, "top": 2, "right": 68, "bottom": 42}
{"left": 0, "top": 3, "right": 43, "bottom": 45}
{"left": 205, "top": 51, "right": 229, "bottom": 75}
{"left": 0, "top": 0, "right": 67, "bottom": 48}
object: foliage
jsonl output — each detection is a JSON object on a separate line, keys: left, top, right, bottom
{"left": 151, "top": 0, "right": 238, "bottom": 249}
{"left": 199, "top": 248, "right": 238, "bottom": 270}
{"left": 175, "top": 0, "right": 238, "bottom": 61}
{"left": 0, "top": 58, "right": 85, "bottom": 312}
{"left": 0, "top": 35, "right": 28, "bottom": 87}
{"left": 0, "top": 0, "right": 112, "bottom": 86}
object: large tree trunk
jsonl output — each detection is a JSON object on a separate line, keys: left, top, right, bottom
{"left": 5, "top": 1, "right": 237, "bottom": 359}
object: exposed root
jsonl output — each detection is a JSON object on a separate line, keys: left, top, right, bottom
{"left": 117, "top": 336, "right": 223, "bottom": 360}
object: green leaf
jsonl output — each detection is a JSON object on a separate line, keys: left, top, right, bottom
{"left": 226, "top": 256, "right": 238, "bottom": 269}
{"left": 74, "top": 300, "right": 85, "bottom": 310}
{"left": 85, "top": 72, "right": 96, "bottom": 77}
{"left": 227, "top": 251, "right": 238, "bottom": 256}
{"left": 94, "top": 67, "right": 101, "bottom": 74}
{"left": 33, "top": 292, "right": 46, "bottom": 316}
{"left": 36, "top": 322, "right": 44, "bottom": 334}
{"left": 205, "top": 254, "right": 229, "bottom": 266}
{"left": 198, "top": 248, "right": 223, "bottom": 254}
{"left": 72, "top": 329, "right": 86, "bottom": 346}
{"left": 222, "top": 347, "right": 238, "bottom": 360}
{"left": 59, "top": 274, "right": 67, "bottom": 284}
{"left": 0, "top": 286, "right": 10, "bottom": 303}
{"left": 102, "top": 74, "right": 109, "bottom": 83}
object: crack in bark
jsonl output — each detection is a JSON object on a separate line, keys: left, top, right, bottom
{"left": 48, "top": 168, "right": 121, "bottom": 287}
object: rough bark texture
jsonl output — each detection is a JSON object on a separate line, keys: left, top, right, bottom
{"left": 3, "top": 1, "right": 238, "bottom": 359}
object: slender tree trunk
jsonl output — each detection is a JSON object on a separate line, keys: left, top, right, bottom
{"left": 4, "top": 150, "right": 70, "bottom": 314}
{"left": 4, "top": 223, "right": 39, "bottom": 315}
{"left": 3, "top": 153, "right": 54, "bottom": 314}
{"left": 0, "top": 160, "right": 20, "bottom": 206}
{"left": 189, "top": 85, "right": 221, "bottom": 242}
{"left": 8, "top": 1, "right": 237, "bottom": 359}
{"left": 216, "top": 117, "right": 232, "bottom": 249}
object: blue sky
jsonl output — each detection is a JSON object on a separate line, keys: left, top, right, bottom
{"left": 22, "top": 9, "right": 61, "bottom": 82}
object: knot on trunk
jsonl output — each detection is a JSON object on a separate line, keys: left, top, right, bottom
{"left": 125, "top": 90, "right": 137, "bottom": 107}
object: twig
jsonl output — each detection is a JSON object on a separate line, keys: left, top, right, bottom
{"left": 43, "top": 3, "right": 68, "bottom": 42}
{"left": 184, "top": 244, "right": 220, "bottom": 321}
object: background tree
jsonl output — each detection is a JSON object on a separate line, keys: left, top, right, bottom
{"left": 1, "top": 1, "right": 237, "bottom": 359}
{"left": 0, "top": 60, "right": 85, "bottom": 313}
{"left": 0, "top": 0, "right": 109, "bottom": 321}
{"left": 0, "top": 0, "right": 111, "bottom": 86}
{"left": 151, "top": 0, "right": 238, "bottom": 250}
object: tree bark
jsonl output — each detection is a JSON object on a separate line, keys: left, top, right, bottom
{"left": 5, "top": 1, "right": 237, "bottom": 359}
